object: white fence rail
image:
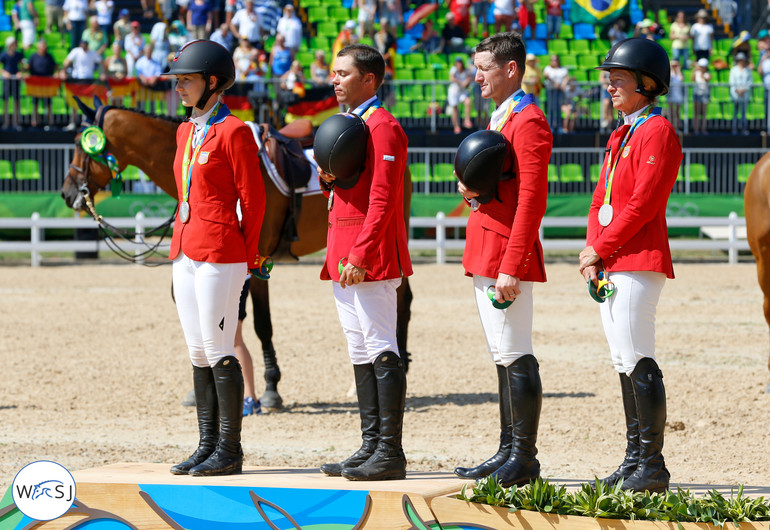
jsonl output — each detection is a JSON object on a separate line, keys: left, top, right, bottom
{"left": 0, "top": 212, "right": 750, "bottom": 266}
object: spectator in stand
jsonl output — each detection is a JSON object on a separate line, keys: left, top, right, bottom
{"left": 691, "top": 57, "right": 711, "bottom": 134}
{"left": 310, "top": 49, "right": 331, "bottom": 86}
{"left": 150, "top": 21, "right": 172, "bottom": 70}
{"left": 607, "top": 19, "right": 626, "bottom": 46}
{"left": 45, "top": 0, "right": 66, "bottom": 42}
{"left": 211, "top": 22, "right": 236, "bottom": 53}
{"left": 276, "top": 4, "right": 302, "bottom": 56}
{"left": 93, "top": 0, "right": 114, "bottom": 45}
{"left": 169, "top": 20, "right": 189, "bottom": 51}
{"left": 176, "top": 0, "right": 189, "bottom": 26}
{"left": 103, "top": 40, "right": 128, "bottom": 105}
{"left": 545, "top": 0, "right": 563, "bottom": 39}
{"left": 543, "top": 53, "right": 568, "bottom": 134}
{"left": 62, "top": 39, "right": 102, "bottom": 129}
{"left": 730, "top": 52, "right": 752, "bottom": 135}
{"left": 758, "top": 29, "right": 770, "bottom": 55}
{"left": 560, "top": 76, "right": 582, "bottom": 133}
{"left": 123, "top": 21, "right": 145, "bottom": 77}
{"left": 373, "top": 20, "right": 396, "bottom": 106}
{"left": 411, "top": 18, "right": 441, "bottom": 53}
{"left": 230, "top": 0, "right": 261, "bottom": 48}
{"left": 282, "top": 59, "right": 306, "bottom": 94}
{"left": 63, "top": 0, "right": 89, "bottom": 49}
{"left": 732, "top": 31, "right": 752, "bottom": 62}
{"left": 440, "top": 13, "right": 467, "bottom": 54}
{"left": 28, "top": 38, "right": 58, "bottom": 129}
{"left": 379, "top": 0, "right": 402, "bottom": 35}
{"left": 187, "top": 0, "right": 213, "bottom": 40}
{"left": 114, "top": 9, "right": 132, "bottom": 44}
{"left": 447, "top": 56, "right": 473, "bottom": 133}
{"left": 759, "top": 46, "right": 770, "bottom": 111}
{"left": 719, "top": 0, "right": 738, "bottom": 30}
{"left": 518, "top": 0, "right": 537, "bottom": 37}
{"left": 141, "top": 0, "right": 156, "bottom": 18}
{"left": 470, "top": 0, "right": 491, "bottom": 38}
{"left": 599, "top": 69, "right": 613, "bottom": 131}
{"left": 82, "top": 16, "right": 108, "bottom": 56}
{"left": 256, "top": 0, "right": 282, "bottom": 39}
{"left": 521, "top": 52, "right": 543, "bottom": 106}
{"left": 11, "top": 0, "right": 39, "bottom": 52}
{"left": 492, "top": 0, "right": 515, "bottom": 34}
{"left": 355, "top": 0, "right": 377, "bottom": 40}
{"left": 666, "top": 59, "right": 683, "bottom": 131}
{"left": 224, "top": 0, "right": 239, "bottom": 26}
{"left": 269, "top": 33, "right": 292, "bottom": 78}
{"left": 0, "top": 36, "right": 25, "bottom": 129}
{"left": 669, "top": 11, "right": 690, "bottom": 69}
{"left": 135, "top": 43, "right": 163, "bottom": 112}
{"left": 332, "top": 20, "right": 357, "bottom": 71}
{"left": 690, "top": 9, "right": 713, "bottom": 62}
{"left": 450, "top": 0, "right": 472, "bottom": 36}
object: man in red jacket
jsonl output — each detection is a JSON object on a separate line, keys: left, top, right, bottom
{"left": 454, "top": 32, "right": 552, "bottom": 488}
{"left": 318, "top": 44, "right": 413, "bottom": 482}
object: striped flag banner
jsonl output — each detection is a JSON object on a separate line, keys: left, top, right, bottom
{"left": 64, "top": 78, "right": 109, "bottom": 108}
{"left": 25, "top": 76, "right": 61, "bottom": 98}
{"left": 107, "top": 77, "right": 137, "bottom": 99}
{"left": 284, "top": 86, "right": 339, "bottom": 126}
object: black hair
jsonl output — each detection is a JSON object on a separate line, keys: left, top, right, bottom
{"left": 475, "top": 32, "right": 527, "bottom": 77}
{"left": 337, "top": 43, "right": 386, "bottom": 89}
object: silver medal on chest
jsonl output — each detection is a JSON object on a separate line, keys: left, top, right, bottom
{"left": 179, "top": 201, "right": 191, "bottom": 223}
{"left": 598, "top": 203, "right": 613, "bottom": 227}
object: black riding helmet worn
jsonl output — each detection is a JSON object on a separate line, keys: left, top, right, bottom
{"left": 165, "top": 40, "right": 236, "bottom": 109}
{"left": 596, "top": 38, "right": 670, "bottom": 98}
{"left": 454, "top": 130, "right": 510, "bottom": 204}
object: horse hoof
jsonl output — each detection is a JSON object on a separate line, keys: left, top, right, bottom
{"left": 260, "top": 390, "right": 283, "bottom": 412}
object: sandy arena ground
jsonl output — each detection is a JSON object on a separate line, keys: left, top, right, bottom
{"left": 1, "top": 258, "right": 769, "bottom": 495}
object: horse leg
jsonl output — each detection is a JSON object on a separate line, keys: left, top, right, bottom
{"left": 249, "top": 276, "right": 284, "bottom": 412}
{"left": 396, "top": 276, "right": 413, "bottom": 373}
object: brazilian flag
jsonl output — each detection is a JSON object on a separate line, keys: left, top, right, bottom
{"left": 570, "top": 0, "right": 629, "bottom": 24}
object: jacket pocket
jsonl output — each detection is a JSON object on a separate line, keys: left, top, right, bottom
{"left": 336, "top": 215, "right": 366, "bottom": 227}
{"left": 480, "top": 215, "right": 511, "bottom": 238}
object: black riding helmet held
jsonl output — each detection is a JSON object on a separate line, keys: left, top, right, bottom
{"left": 165, "top": 40, "right": 236, "bottom": 109}
{"left": 454, "top": 130, "right": 510, "bottom": 204}
{"left": 596, "top": 38, "right": 670, "bottom": 98}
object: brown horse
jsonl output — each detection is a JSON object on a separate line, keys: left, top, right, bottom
{"left": 60, "top": 100, "right": 414, "bottom": 410}
{"left": 744, "top": 151, "right": 770, "bottom": 377}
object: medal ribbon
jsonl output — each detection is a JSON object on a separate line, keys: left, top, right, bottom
{"left": 602, "top": 105, "right": 661, "bottom": 207}
{"left": 181, "top": 103, "right": 220, "bottom": 203}
{"left": 492, "top": 90, "right": 524, "bottom": 132}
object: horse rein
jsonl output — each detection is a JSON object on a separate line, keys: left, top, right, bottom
{"left": 69, "top": 105, "right": 175, "bottom": 265}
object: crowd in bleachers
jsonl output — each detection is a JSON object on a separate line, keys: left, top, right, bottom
{"left": 0, "top": 0, "right": 767, "bottom": 134}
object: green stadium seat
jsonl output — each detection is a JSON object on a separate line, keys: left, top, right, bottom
{"left": 15, "top": 159, "right": 40, "bottom": 180}
{"left": 688, "top": 163, "right": 709, "bottom": 182}
{"left": 411, "top": 100, "right": 432, "bottom": 117}
{"left": 737, "top": 163, "right": 753, "bottom": 183}
{"left": 405, "top": 54, "right": 426, "bottom": 69}
{"left": 409, "top": 162, "right": 430, "bottom": 182}
{"left": 549, "top": 39, "right": 568, "bottom": 55}
{"left": 431, "top": 162, "right": 455, "bottom": 182}
{"left": 560, "top": 24, "right": 573, "bottom": 39}
{"left": 560, "top": 55, "right": 578, "bottom": 69}
{"left": 427, "top": 54, "right": 448, "bottom": 68}
{"left": 308, "top": 6, "right": 327, "bottom": 20}
{"left": 397, "top": 68, "right": 414, "bottom": 80}
{"left": 391, "top": 100, "right": 411, "bottom": 118}
{"left": 316, "top": 21, "right": 338, "bottom": 37}
{"left": 309, "top": 36, "right": 330, "bottom": 50}
{"left": 296, "top": 50, "right": 314, "bottom": 65}
{"left": 413, "top": 68, "right": 435, "bottom": 81}
{"left": 577, "top": 54, "right": 597, "bottom": 69}
{"left": 548, "top": 164, "right": 558, "bottom": 182}
{"left": 571, "top": 40, "right": 590, "bottom": 54}
{"left": 747, "top": 102, "right": 765, "bottom": 121}
{"left": 400, "top": 83, "right": 423, "bottom": 101}
{"left": 329, "top": 6, "right": 350, "bottom": 19}
{"left": 590, "top": 163, "right": 603, "bottom": 183}
{"left": 592, "top": 39, "right": 610, "bottom": 56}
{"left": 559, "top": 163, "right": 584, "bottom": 183}
{"left": 121, "top": 165, "right": 142, "bottom": 180}
{"left": 0, "top": 160, "right": 13, "bottom": 180}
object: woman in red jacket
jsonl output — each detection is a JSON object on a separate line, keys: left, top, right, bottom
{"left": 165, "top": 40, "right": 267, "bottom": 477}
{"left": 579, "top": 38, "right": 682, "bottom": 494}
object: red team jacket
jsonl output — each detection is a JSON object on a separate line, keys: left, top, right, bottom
{"left": 321, "top": 107, "right": 413, "bottom": 282}
{"left": 463, "top": 94, "right": 552, "bottom": 282}
{"left": 169, "top": 106, "right": 265, "bottom": 266}
{"left": 586, "top": 113, "right": 681, "bottom": 279}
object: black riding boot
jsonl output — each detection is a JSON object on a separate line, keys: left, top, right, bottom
{"left": 342, "top": 352, "right": 407, "bottom": 481}
{"left": 454, "top": 365, "right": 512, "bottom": 479}
{"left": 190, "top": 356, "right": 245, "bottom": 476}
{"left": 170, "top": 365, "right": 219, "bottom": 475}
{"left": 621, "top": 358, "right": 670, "bottom": 493}
{"left": 601, "top": 373, "right": 640, "bottom": 486}
{"left": 320, "top": 363, "right": 380, "bottom": 476}
{"left": 490, "top": 355, "right": 541, "bottom": 488}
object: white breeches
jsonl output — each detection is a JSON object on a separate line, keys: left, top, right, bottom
{"left": 473, "top": 275, "right": 535, "bottom": 367}
{"left": 172, "top": 253, "right": 246, "bottom": 368}
{"left": 599, "top": 271, "right": 666, "bottom": 376}
{"left": 333, "top": 278, "right": 402, "bottom": 365}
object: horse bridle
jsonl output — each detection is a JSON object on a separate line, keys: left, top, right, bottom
{"left": 68, "top": 105, "right": 175, "bottom": 265}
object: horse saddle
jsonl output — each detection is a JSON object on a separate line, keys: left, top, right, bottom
{"left": 259, "top": 120, "right": 314, "bottom": 191}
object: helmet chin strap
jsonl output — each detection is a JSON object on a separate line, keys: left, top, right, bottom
{"left": 195, "top": 74, "right": 214, "bottom": 110}
{"left": 633, "top": 70, "right": 659, "bottom": 99}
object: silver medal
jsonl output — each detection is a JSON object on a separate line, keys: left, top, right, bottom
{"left": 179, "top": 201, "right": 191, "bottom": 223}
{"left": 598, "top": 203, "right": 613, "bottom": 227}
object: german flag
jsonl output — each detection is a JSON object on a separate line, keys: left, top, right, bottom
{"left": 284, "top": 85, "right": 339, "bottom": 126}
{"left": 223, "top": 81, "right": 253, "bottom": 122}
{"left": 64, "top": 78, "right": 109, "bottom": 108}
{"left": 107, "top": 77, "right": 137, "bottom": 99}
{"left": 25, "top": 76, "right": 62, "bottom": 98}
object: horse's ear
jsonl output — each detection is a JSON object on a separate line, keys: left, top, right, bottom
{"left": 93, "top": 95, "right": 103, "bottom": 110}
{"left": 73, "top": 96, "right": 96, "bottom": 124}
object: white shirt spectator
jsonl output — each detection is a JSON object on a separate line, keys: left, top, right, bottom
{"left": 760, "top": 55, "right": 770, "bottom": 88}
{"left": 543, "top": 64, "right": 568, "bottom": 87}
{"left": 62, "top": 0, "right": 88, "bottom": 21}
{"left": 276, "top": 13, "right": 302, "bottom": 49}
{"left": 93, "top": 0, "right": 113, "bottom": 26}
{"left": 493, "top": 0, "right": 515, "bottom": 17}
{"left": 231, "top": 6, "right": 261, "bottom": 42}
{"left": 123, "top": 29, "right": 145, "bottom": 76}
{"left": 690, "top": 22, "right": 713, "bottom": 52}
{"left": 135, "top": 54, "right": 162, "bottom": 78}
{"left": 729, "top": 63, "right": 753, "bottom": 102}
{"left": 66, "top": 46, "right": 102, "bottom": 78}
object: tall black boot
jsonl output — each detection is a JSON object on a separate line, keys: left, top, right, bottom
{"left": 320, "top": 363, "right": 380, "bottom": 476}
{"left": 601, "top": 373, "right": 640, "bottom": 486}
{"left": 454, "top": 365, "right": 512, "bottom": 479}
{"left": 342, "top": 352, "right": 407, "bottom": 481}
{"left": 170, "top": 365, "right": 219, "bottom": 475}
{"left": 190, "top": 356, "right": 245, "bottom": 476}
{"left": 490, "top": 355, "right": 541, "bottom": 488}
{"left": 621, "top": 358, "right": 670, "bottom": 493}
